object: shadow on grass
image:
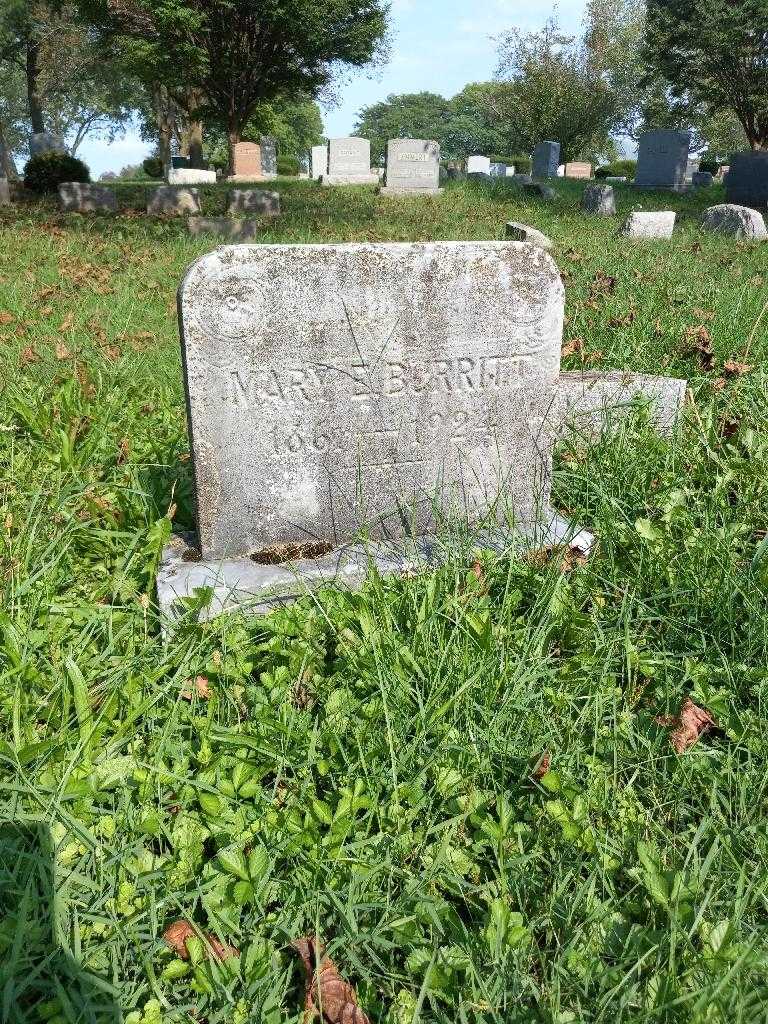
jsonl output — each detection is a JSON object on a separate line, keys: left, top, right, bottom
{"left": 0, "top": 822, "right": 121, "bottom": 1024}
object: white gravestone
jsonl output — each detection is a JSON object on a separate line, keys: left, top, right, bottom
{"left": 634, "top": 131, "right": 690, "bottom": 191}
{"left": 323, "top": 137, "right": 378, "bottom": 185}
{"left": 380, "top": 139, "right": 442, "bottom": 196}
{"left": 467, "top": 156, "right": 491, "bottom": 175}
{"left": 158, "top": 242, "right": 685, "bottom": 623}
{"left": 311, "top": 144, "right": 328, "bottom": 179}
{"left": 621, "top": 211, "right": 676, "bottom": 238}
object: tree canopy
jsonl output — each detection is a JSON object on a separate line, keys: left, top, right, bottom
{"left": 644, "top": 0, "right": 768, "bottom": 149}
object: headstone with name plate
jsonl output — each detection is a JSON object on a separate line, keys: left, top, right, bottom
{"left": 634, "top": 131, "right": 690, "bottom": 190}
{"left": 380, "top": 139, "right": 442, "bottom": 196}
{"left": 322, "top": 137, "right": 378, "bottom": 185}
{"left": 231, "top": 142, "right": 262, "bottom": 180}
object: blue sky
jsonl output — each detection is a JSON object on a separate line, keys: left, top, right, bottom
{"left": 79, "top": 0, "right": 586, "bottom": 176}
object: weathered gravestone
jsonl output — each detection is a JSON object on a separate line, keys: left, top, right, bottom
{"left": 380, "top": 139, "right": 441, "bottom": 196}
{"left": 725, "top": 152, "right": 768, "bottom": 208}
{"left": 504, "top": 222, "right": 553, "bottom": 249}
{"left": 564, "top": 161, "right": 592, "bottom": 179}
{"left": 0, "top": 177, "right": 9, "bottom": 206}
{"left": 147, "top": 186, "right": 201, "bottom": 216}
{"left": 158, "top": 241, "right": 686, "bottom": 622}
{"left": 467, "top": 155, "right": 491, "bottom": 175}
{"left": 532, "top": 142, "right": 560, "bottom": 179}
{"left": 505, "top": 166, "right": 517, "bottom": 176}
{"left": 691, "top": 171, "right": 714, "bottom": 188}
{"left": 168, "top": 168, "right": 217, "bottom": 184}
{"left": 700, "top": 204, "right": 767, "bottom": 240}
{"left": 29, "top": 132, "right": 66, "bottom": 157}
{"left": 231, "top": 142, "right": 262, "bottom": 180}
{"left": 634, "top": 130, "right": 690, "bottom": 190}
{"left": 323, "top": 137, "right": 378, "bottom": 185}
{"left": 621, "top": 210, "right": 676, "bottom": 238}
{"left": 489, "top": 162, "right": 507, "bottom": 177}
{"left": 582, "top": 183, "right": 616, "bottom": 216}
{"left": 260, "top": 136, "right": 277, "bottom": 177}
{"left": 311, "top": 144, "right": 327, "bottom": 179}
{"left": 58, "top": 182, "right": 117, "bottom": 213}
{"left": 227, "top": 189, "right": 280, "bottom": 216}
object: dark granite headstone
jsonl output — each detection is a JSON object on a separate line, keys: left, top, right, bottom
{"left": 725, "top": 151, "right": 768, "bottom": 208}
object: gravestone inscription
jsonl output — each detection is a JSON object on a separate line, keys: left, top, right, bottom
{"left": 634, "top": 131, "right": 690, "bottom": 190}
{"left": 380, "top": 139, "right": 441, "bottom": 195}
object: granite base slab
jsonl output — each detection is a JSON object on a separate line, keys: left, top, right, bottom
{"left": 321, "top": 174, "right": 380, "bottom": 186}
{"left": 158, "top": 513, "right": 594, "bottom": 627}
{"left": 378, "top": 187, "right": 444, "bottom": 197}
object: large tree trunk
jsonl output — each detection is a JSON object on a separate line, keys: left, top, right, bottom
{"left": 188, "top": 120, "right": 204, "bottom": 168}
{"left": 152, "top": 84, "right": 174, "bottom": 177}
{"left": 0, "top": 120, "right": 18, "bottom": 178}
{"left": 227, "top": 124, "right": 241, "bottom": 177}
{"left": 26, "top": 38, "right": 45, "bottom": 134}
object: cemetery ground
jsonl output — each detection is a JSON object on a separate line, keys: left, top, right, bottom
{"left": 1, "top": 176, "right": 767, "bottom": 1023}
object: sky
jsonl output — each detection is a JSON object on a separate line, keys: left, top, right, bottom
{"left": 78, "top": 0, "right": 587, "bottom": 177}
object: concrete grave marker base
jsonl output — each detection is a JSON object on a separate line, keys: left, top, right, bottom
{"left": 321, "top": 174, "right": 379, "bottom": 186}
{"left": 227, "top": 189, "right": 280, "bottom": 216}
{"left": 556, "top": 371, "right": 687, "bottom": 437}
{"left": 58, "top": 183, "right": 117, "bottom": 213}
{"left": 379, "top": 186, "right": 443, "bottom": 197}
{"left": 168, "top": 168, "right": 217, "bottom": 185}
{"left": 148, "top": 186, "right": 201, "bottom": 216}
{"left": 158, "top": 514, "right": 595, "bottom": 625}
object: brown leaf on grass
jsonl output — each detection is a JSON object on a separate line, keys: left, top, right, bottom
{"left": 588, "top": 271, "right": 617, "bottom": 298}
{"left": 526, "top": 544, "right": 588, "bottom": 573}
{"left": 59, "top": 311, "right": 75, "bottom": 333}
{"left": 692, "top": 307, "right": 715, "bottom": 322}
{"left": 656, "top": 697, "right": 716, "bottom": 754}
{"left": 20, "top": 345, "right": 39, "bottom": 366}
{"left": 291, "top": 938, "right": 370, "bottom": 1024}
{"left": 719, "top": 416, "right": 740, "bottom": 440}
{"left": 117, "top": 437, "right": 130, "bottom": 464}
{"left": 561, "top": 337, "right": 584, "bottom": 357}
{"left": 722, "top": 360, "right": 754, "bottom": 377}
{"left": 181, "top": 675, "right": 211, "bottom": 700}
{"left": 532, "top": 750, "right": 551, "bottom": 779}
{"left": 607, "top": 312, "right": 636, "bottom": 328}
{"left": 0, "top": 312, "right": 14, "bottom": 325}
{"left": 102, "top": 344, "right": 122, "bottom": 362}
{"left": 55, "top": 342, "right": 71, "bottom": 360}
{"left": 163, "top": 920, "right": 238, "bottom": 961}
{"left": 564, "top": 247, "right": 584, "bottom": 262}
{"left": 711, "top": 378, "right": 726, "bottom": 392}
{"left": 682, "top": 325, "right": 716, "bottom": 371}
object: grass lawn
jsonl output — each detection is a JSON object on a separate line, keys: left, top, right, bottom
{"left": 1, "top": 177, "right": 767, "bottom": 1023}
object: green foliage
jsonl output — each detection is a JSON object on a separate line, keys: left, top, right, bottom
{"left": 644, "top": 0, "right": 768, "bottom": 148}
{"left": 276, "top": 155, "right": 299, "bottom": 176}
{"left": 595, "top": 158, "right": 637, "bottom": 179}
{"left": 1, "top": 179, "right": 768, "bottom": 1021}
{"left": 23, "top": 151, "right": 90, "bottom": 192}
{"left": 355, "top": 91, "right": 452, "bottom": 164}
{"left": 142, "top": 156, "right": 164, "bottom": 179}
{"left": 241, "top": 95, "right": 323, "bottom": 158}
{"left": 508, "top": 153, "right": 532, "bottom": 173}
{"left": 698, "top": 158, "right": 720, "bottom": 175}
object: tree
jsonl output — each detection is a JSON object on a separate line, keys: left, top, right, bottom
{"left": 77, "top": 0, "right": 389, "bottom": 172}
{"left": 493, "top": 16, "right": 619, "bottom": 162}
{"left": 0, "top": 59, "right": 27, "bottom": 174}
{"left": 445, "top": 82, "right": 509, "bottom": 160}
{"left": 354, "top": 92, "right": 453, "bottom": 164}
{"left": 202, "top": 94, "right": 324, "bottom": 169}
{"left": 644, "top": 0, "right": 768, "bottom": 150}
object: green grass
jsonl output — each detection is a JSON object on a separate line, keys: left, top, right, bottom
{"left": 1, "top": 178, "right": 768, "bottom": 1024}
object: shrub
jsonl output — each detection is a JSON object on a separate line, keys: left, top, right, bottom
{"left": 142, "top": 156, "right": 164, "bottom": 179}
{"left": 509, "top": 154, "right": 532, "bottom": 174}
{"left": 24, "top": 151, "right": 90, "bottom": 193}
{"left": 276, "top": 155, "right": 300, "bottom": 176}
{"left": 699, "top": 158, "right": 719, "bottom": 175}
{"left": 595, "top": 158, "right": 636, "bottom": 180}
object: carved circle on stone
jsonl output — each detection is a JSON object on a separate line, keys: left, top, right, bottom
{"left": 192, "top": 267, "right": 263, "bottom": 340}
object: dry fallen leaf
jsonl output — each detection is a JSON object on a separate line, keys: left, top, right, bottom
{"left": 163, "top": 920, "right": 238, "bottom": 961}
{"left": 292, "top": 938, "right": 369, "bottom": 1024}
{"left": 532, "top": 750, "right": 551, "bottom": 780}
{"left": 20, "top": 345, "right": 39, "bottom": 366}
{"left": 181, "top": 675, "right": 211, "bottom": 700}
{"left": 55, "top": 342, "right": 71, "bottom": 360}
{"left": 0, "top": 312, "right": 13, "bottom": 325}
{"left": 656, "top": 697, "right": 716, "bottom": 754}
{"left": 683, "top": 325, "right": 716, "bottom": 371}
{"left": 561, "top": 337, "right": 584, "bottom": 357}
{"left": 722, "top": 360, "right": 754, "bottom": 377}
{"left": 59, "top": 311, "right": 75, "bottom": 333}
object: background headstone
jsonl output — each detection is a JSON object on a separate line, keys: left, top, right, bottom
{"left": 260, "top": 136, "right": 277, "bottom": 176}
{"left": 311, "top": 144, "right": 327, "bottom": 179}
{"left": 227, "top": 189, "right": 280, "bottom": 216}
{"left": 582, "top": 183, "right": 616, "bottom": 216}
{"left": 489, "top": 162, "right": 507, "bottom": 177}
{"left": 505, "top": 165, "right": 517, "bottom": 176}
{"left": 0, "top": 177, "right": 9, "bottom": 206}
{"left": 467, "top": 155, "right": 491, "bottom": 174}
{"left": 691, "top": 170, "right": 714, "bottom": 188}
{"left": 168, "top": 168, "right": 216, "bottom": 184}
{"left": 380, "top": 139, "right": 441, "bottom": 195}
{"left": 324, "top": 137, "right": 378, "bottom": 185}
{"left": 147, "top": 186, "right": 201, "bottom": 216}
{"left": 634, "top": 130, "right": 690, "bottom": 190}
{"left": 685, "top": 158, "right": 700, "bottom": 182}
{"left": 178, "top": 241, "right": 565, "bottom": 560}
{"left": 232, "top": 142, "right": 262, "bottom": 179}
{"left": 532, "top": 142, "right": 560, "bottom": 179}
{"left": 564, "top": 161, "right": 592, "bottom": 179}
{"left": 58, "top": 183, "right": 117, "bottom": 213}
{"left": 171, "top": 156, "right": 190, "bottom": 169}
{"left": 724, "top": 151, "right": 768, "bottom": 208}
{"left": 504, "top": 221, "right": 553, "bottom": 249}
{"left": 29, "top": 132, "right": 66, "bottom": 158}
{"left": 700, "top": 203, "right": 767, "bottom": 240}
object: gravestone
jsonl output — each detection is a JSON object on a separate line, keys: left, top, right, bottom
{"left": 467, "top": 155, "right": 490, "bottom": 175}
{"left": 692, "top": 171, "right": 714, "bottom": 188}
{"left": 556, "top": 372, "right": 686, "bottom": 438}
{"left": 621, "top": 211, "right": 676, "bottom": 238}
{"left": 29, "top": 132, "right": 66, "bottom": 158}
{"left": 58, "top": 183, "right": 117, "bottom": 213}
{"left": 504, "top": 222, "right": 553, "bottom": 249}
{"left": 489, "top": 162, "right": 507, "bottom": 177}
{"left": 685, "top": 159, "right": 700, "bottom": 181}
{"left": 380, "top": 139, "right": 441, "bottom": 196}
{"left": 171, "top": 156, "right": 189, "bottom": 169}
{"left": 323, "top": 137, "right": 378, "bottom": 185}
{"left": 532, "top": 142, "right": 560, "bottom": 179}
{"left": 168, "top": 168, "right": 217, "bottom": 184}
{"left": 159, "top": 241, "right": 687, "bottom": 622}
{"left": 582, "top": 184, "right": 616, "bottom": 216}
{"left": 523, "top": 182, "right": 556, "bottom": 200}
{"left": 505, "top": 166, "right": 517, "bottom": 176}
{"left": 565, "top": 161, "right": 592, "bottom": 179}
{"left": 261, "top": 136, "right": 277, "bottom": 177}
{"left": 147, "top": 186, "right": 201, "bottom": 216}
{"left": 311, "top": 144, "right": 327, "bottom": 179}
{"left": 227, "top": 189, "right": 280, "bottom": 216}
{"left": 0, "top": 177, "right": 9, "bottom": 206}
{"left": 700, "top": 204, "right": 767, "bottom": 240}
{"left": 605, "top": 176, "right": 627, "bottom": 182}
{"left": 634, "top": 131, "right": 690, "bottom": 190}
{"left": 725, "top": 152, "right": 768, "bottom": 208}
{"left": 187, "top": 218, "right": 263, "bottom": 240}
{"left": 231, "top": 142, "right": 262, "bottom": 179}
